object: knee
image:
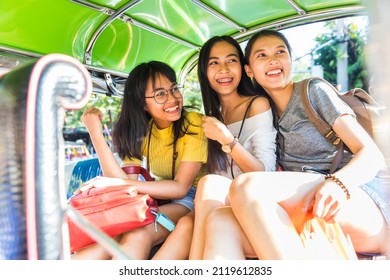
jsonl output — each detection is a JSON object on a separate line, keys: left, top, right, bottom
{"left": 229, "top": 173, "right": 253, "bottom": 200}
{"left": 229, "top": 173, "right": 269, "bottom": 205}
{"left": 175, "top": 214, "right": 194, "bottom": 234}
{"left": 195, "top": 175, "right": 213, "bottom": 201}
{"left": 194, "top": 174, "right": 230, "bottom": 206}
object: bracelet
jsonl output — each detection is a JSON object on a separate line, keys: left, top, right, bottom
{"left": 324, "top": 174, "right": 351, "bottom": 200}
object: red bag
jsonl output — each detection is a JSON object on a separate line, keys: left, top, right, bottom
{"left": 67, "top": 166, "right": 157, "bottom": 253}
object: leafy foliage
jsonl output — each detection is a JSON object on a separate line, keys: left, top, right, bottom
{"left": 313, "top": 18, "right": 369, "bottom": 90}
{"left": 183, "top": 66, "right": 203, "bottom": 113}
{"left": 64, "top": 94, "right": 121, "bottom": 132}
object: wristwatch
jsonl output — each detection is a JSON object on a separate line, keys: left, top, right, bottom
{"left": 221, "top": 137, "right": 238, "bottom": 153}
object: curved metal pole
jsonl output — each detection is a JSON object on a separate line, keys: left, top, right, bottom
{"left": 285, "top": 0, "right": 306, "bottom": 15}
{"left": 233, "top": 6, "right": 366, "bottom": 41}
{"left": 104, "top": 73, "right": 124, "bottom": 96}
{"left": 190, "top": 0, "right": 246, "bottom": 33}
{"left": 83, "top": 0, "right": 143, "bottom": 65}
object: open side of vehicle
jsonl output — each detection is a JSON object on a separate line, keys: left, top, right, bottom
{"left": 1, "top": 0, "right": 389, "bottom": 260}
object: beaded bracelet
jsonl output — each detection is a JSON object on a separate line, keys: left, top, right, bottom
{"left": 324, "top": 174, "right": 351, "bottom": 200}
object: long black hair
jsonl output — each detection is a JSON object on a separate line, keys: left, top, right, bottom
{"left": 244, "top": 30, "right": 293, "bottom": 166}
{"left": 198, "top": 35, "right": 266, "bottom": 173}
{"left": 113, "top": 61, "right": 190, "bottom": 160}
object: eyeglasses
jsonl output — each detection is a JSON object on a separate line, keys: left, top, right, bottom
{"left": 145, "top": 84, "right": 183, "bottom": 104}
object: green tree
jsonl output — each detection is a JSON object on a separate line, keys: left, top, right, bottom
{"left": 64, "top": 94, "right": 121, "bottom": 131}
{"left": 183, "top": 66, "right": 203, "bottom": 113}
{"left": 313, "top": 17, "right": 369, "bottom": 90}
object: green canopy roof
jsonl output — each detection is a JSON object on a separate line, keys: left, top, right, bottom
{"left": 0, "top": 0, "right": 366, "bottom": 94}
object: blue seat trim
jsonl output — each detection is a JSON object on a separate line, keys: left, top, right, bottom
{"left": 66, "top": 158, "right": 102, "bottom": 199}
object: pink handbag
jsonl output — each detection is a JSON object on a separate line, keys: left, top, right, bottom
{"left": 67, "top": 166, "right": 157, "bottom": 253}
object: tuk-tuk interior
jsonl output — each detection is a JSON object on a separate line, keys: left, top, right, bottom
{"left": 0, "top": 0, "right": 389, "bottom": 260}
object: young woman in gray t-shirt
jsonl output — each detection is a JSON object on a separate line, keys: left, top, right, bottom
{"left": 202, "top": 29, "right": 389, "bottom": 259}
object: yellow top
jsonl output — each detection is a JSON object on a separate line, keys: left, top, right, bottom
{"left": 123, "top": 111, "right": 207, "bottom": 187}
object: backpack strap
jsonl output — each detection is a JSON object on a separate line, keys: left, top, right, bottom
{"left": 299, "top": 77, "right": 344, "bottom": 173}
{"left": 299, "top": 77, "right": 382, "bottom": 173}
{"left": 299, "top": 77, "right": 341, "bottom": 146}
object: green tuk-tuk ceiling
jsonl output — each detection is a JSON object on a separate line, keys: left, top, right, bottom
{"left": 0, "top": 0, "right": 366, "bottom": 95}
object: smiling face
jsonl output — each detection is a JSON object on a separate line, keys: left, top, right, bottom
{"left": 144, "top": 73, "right": 183, "bottom": 129}
{"left": 206, "top": 41, "right": 242, "bottom": 97}
{"left": 245, "top": 35, "right": 292, "bottom": 94}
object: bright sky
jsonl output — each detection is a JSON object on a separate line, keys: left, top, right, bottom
{"left": 281, "top": 21, "right": 325, "bottom": 61}
{"left": 238, "top": 23, "right": 324, "bottom": 68}
{"left": 281, "top": 16, "right": 368, "bottom": 61}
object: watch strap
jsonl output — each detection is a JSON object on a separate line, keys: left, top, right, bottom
{"left": 229, "top": 137, "right": 238, "bottom": 150}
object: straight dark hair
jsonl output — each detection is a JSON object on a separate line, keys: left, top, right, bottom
{"left": 244, "top": 29, "right": 293, "bottom": 127}
{"left": 198, "top": 35, "right": 267, "bottom": 173}
{"left": 244, "top": 30, "right": 293, "bottom": 164}
{"left": 113, "top": 61, "right": 192, "bottom": 160}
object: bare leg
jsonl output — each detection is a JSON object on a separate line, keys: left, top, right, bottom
{"left": 152, "top": 212, "right": 194, "bottom": 260}
{"left": 334, "top": 186, "right": 388, "bottom": 254}
{"left": 71, "top": 235, "right": 122, "bottom": 260}
{"left": 71, "top": 243, "right": 112, "bottom": 260}
{"left": 189, "top": 175, "right": 232, "bottom": 259}
{"left": 229, "top": 171, "right": 388, "bottom": 259}
{"left": 229, "top": 172, "right": 323, "bottom": 259}
{"left": 113, "top": 203, "right": 190, "bottom": 260}
{"left": 203, "top": 206, "right": 256, "bottom": 260}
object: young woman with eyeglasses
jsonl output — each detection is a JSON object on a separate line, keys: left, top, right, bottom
{"left": 152, "top": 36, "right": 277, "bottom": 260}
{"left": 72, "top": 61, "right": 207, "bottom": 260}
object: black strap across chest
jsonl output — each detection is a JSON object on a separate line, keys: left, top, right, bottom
{"left": 147, "top": 121, "right": 177, "bottom": 180}
{"left": 230, "top": 96, "right": 259, "bottom": 178}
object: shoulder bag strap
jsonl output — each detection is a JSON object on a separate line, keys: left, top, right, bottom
{"left": 299, "top": 77, "right": 335, "bottom": 141}
{"left": 237, "top": 95, "right": 259, "bottom": 138}
{"left": 299, "top": 78, "right": 344, "bottom": 173}
{"left": 230, "top": 95, "right": 260, "bottom": 178}
{"left": 171, "top": 141, "right": 177, "bottom": 180}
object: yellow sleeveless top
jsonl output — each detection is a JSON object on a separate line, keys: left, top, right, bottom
{"left": 122, "top": 111, "right": 207, "bottom": 187}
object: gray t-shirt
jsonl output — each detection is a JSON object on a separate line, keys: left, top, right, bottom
{"left": 276, "top": 79, "right": 355, "bottom": 172}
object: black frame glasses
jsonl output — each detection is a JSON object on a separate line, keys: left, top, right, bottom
{"left": 145, "top": 84, "right": 183, "bottom": 104}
